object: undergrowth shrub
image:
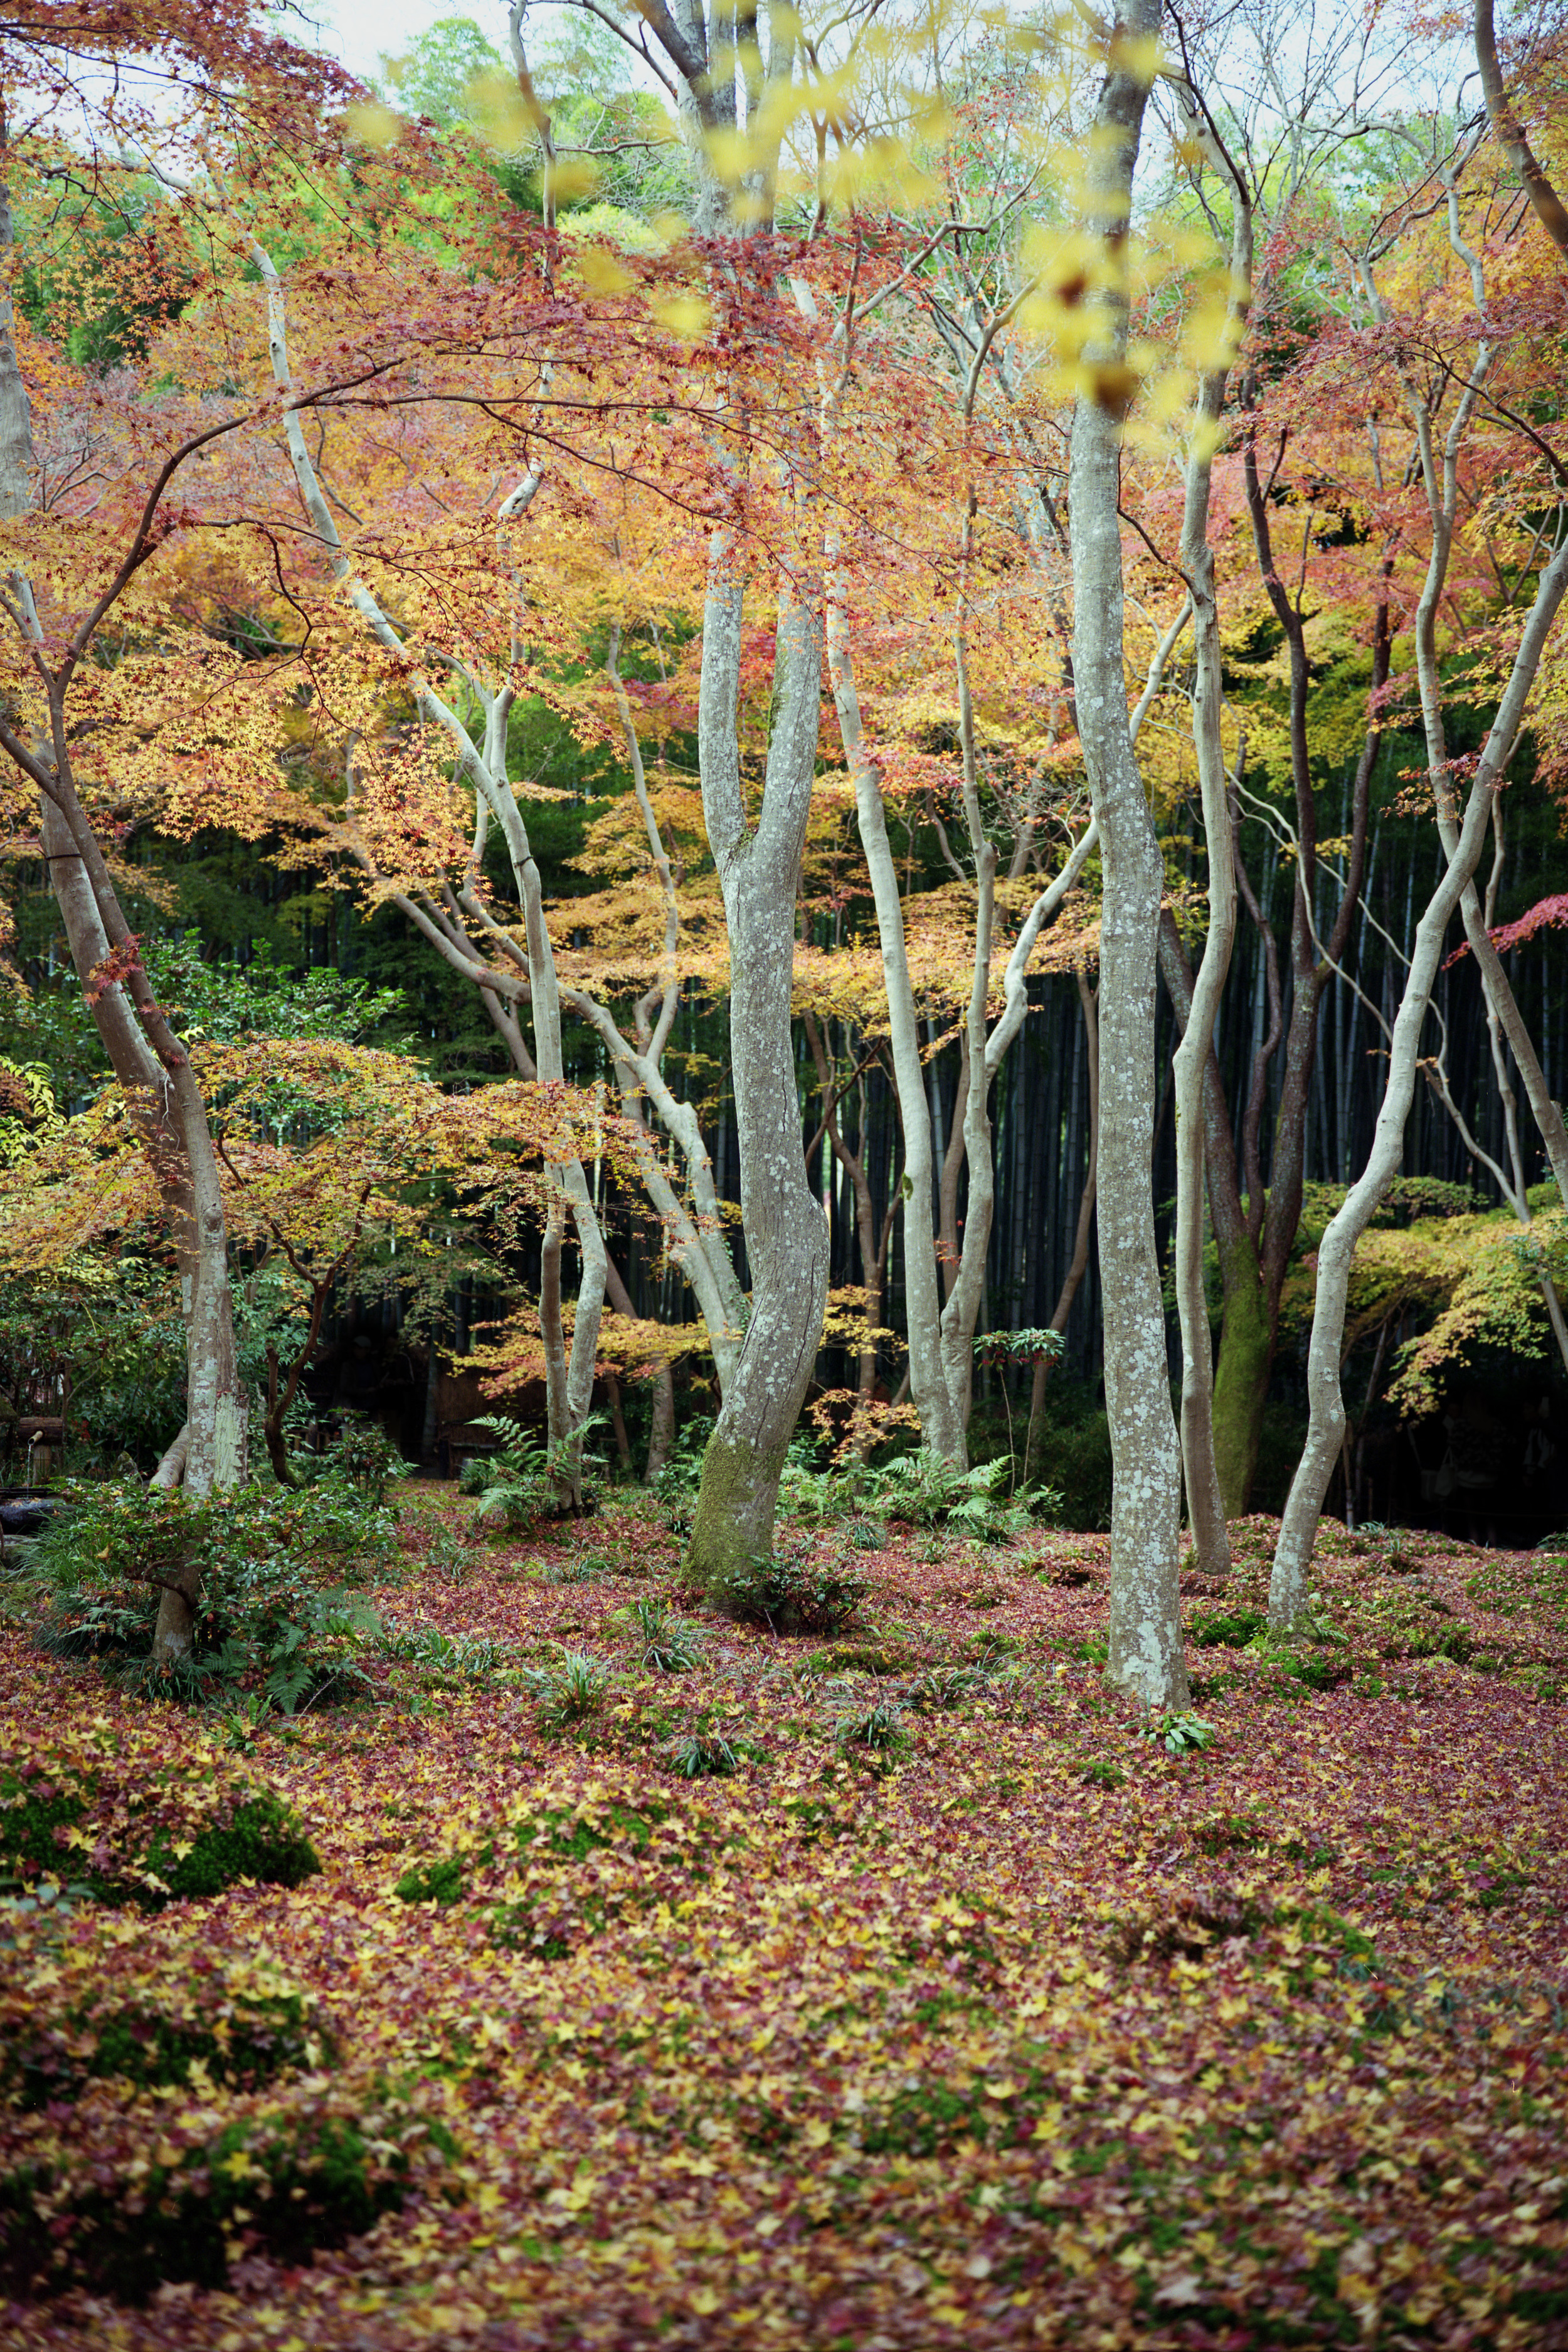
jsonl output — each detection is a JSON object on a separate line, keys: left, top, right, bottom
{"left": 30, "top": 1479, "right": 393, "bottom": 1712}
{"left": 709, "top": 1551, "right": 869, "bottom": 1635}
{"left": 319, "top": 1415, "right": 407, "bottom": 1505}
{"left": 469, "top": 1415, "right": 607, "bottom": 1533}
{"left": 620, "top": 1599, "right": 703, "bottom": 1673}
{"left": 856, "top": 1449, "right": 1057, "bottom": 1541}
{"left": 521, "top": 1651, "right": 613, "bottom": 1731}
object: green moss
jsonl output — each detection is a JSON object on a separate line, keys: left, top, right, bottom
{"left": 149, "top": 1792, "right": 320, "bottom": 1900}
{"left": 1, "top": 2099, "right": 438, "bottom": 2300}
{"left": 393, "top": 1856, "right": 467, "bottom": 1906}
{"left": 4, "top": 1987, "right": 326, "bottom": 2108}
{"left": 1210, "top": 1246, "right": 1272, "bottom": 1517}
{"left": 0, "top": 1762, "right": 319, "bottom": 1910}
{"left": 1189, "top": 1606, "right": 1266, "bottom": 1648}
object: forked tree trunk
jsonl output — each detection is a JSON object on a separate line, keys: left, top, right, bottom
{"left": 3, "top": 174, "right": 243, "bottom": 1663}
{"left": 1273, "top": 530, "right": 1568, "bottom": 1622}
{"left": 686, "top": 551, "right": 830, "bottom": 1593}
{"left": 1068, "top": 0, "right": 1190, "bottom": 1709}
{"left": 41, "top": 770, "right": 246, "bottom": 1667}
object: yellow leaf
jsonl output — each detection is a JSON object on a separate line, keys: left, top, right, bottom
{"left": 576, "top": 246, "right": 636, "bottom": 297}
{"left": 344, "top": 102, "right": 402, "bottom": 150}
{"left": 649, "top": 290, "right": 711, "bottom": 342}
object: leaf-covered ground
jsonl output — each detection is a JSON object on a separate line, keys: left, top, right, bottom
{"left": 3, "top": 1494, "right": 1567, "bottom": 2348}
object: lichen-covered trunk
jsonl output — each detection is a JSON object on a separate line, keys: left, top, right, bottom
{"left": 687, "top": 553, "right": 829, "bottom": 1594}
{"left": 1068, "top": 0, "right": 1189, "bottom": 1710}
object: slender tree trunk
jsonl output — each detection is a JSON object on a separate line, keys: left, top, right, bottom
{"left": 1024, "top": 968, "right": 1099, "bottom": 1487}
{"left": 40, "top": 798, "right": 246, "bottom": 1660}
{"left": 1273, "top": 531, "right": 1568, "bottom": 1621}
{"left": 1475, "top": 0, "right": 1568, "bottom": 256}
{"left": 686, "top": 548, "right": 830, "bottom": 1592}
{"left": 1068, "top": 0, "right": 1189, "bottom": 1708}
{"left": 1169, "top": 156, "right": 1251, "bottom": 1575}
{"left": 645, "top": 1362, "right": 675, "bottom": 1485}
{"left": 825, "top": 557, "right": 967, "bottom": 1464}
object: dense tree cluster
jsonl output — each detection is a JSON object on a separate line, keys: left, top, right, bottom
{"left": 0, "top": 0, "right": 1565, "bottom": 1699}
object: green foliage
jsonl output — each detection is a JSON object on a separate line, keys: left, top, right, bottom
{"left": 1139, "top": 1710, "right": 1216, "bottom": 1756}
{"left": 0, "top": 1259, "right": 184, "bottom": 1480}
{"left": 0, "top": 1058, "right": 60, "bottom": 1168}
{"left": 1189, "top": 1606, "right": 1266, "bottom": 1648}
{"left": 31, "top": 1478, "right": 394, "bottom": 1712}
{"left": 468, "top": 1413, "right": 605, "bottom": 1532}
{"left": 425, "top": 1527, "right": 471, "bottom": 1583}
{"left": 388, "top": 1626, "right": 507, "bottom": 1684}
{"left": 322, "top": 1416, "right": 408, "bottom": 1506}
{"left": 521, "top": 1651, "right": 613, "bottom": 1731}
{"left": 620, "top": 1598, "right": 703, "bottom": 1673}
{"left": 142, "top": 940, "right": 411, "bottom": 1051}
{"left": 856, "top": 1449, "right": 1059, "bottom": 1542}
{"left": 834, "top": 1699, "right": 906, "bottom": 1756}
{"left": 709, "top": 1551, "right": 869, "bottom": 1636}
{"left": 670, "top": 1728, "right": 739, "bottom": 1778}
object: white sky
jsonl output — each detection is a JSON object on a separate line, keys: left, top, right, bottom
{"left": 297, "top": 0, "right": 514, "bottom": 86}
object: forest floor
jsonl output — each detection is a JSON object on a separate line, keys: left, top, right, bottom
{"left": 3, "top": 1488, "right": 1568, "bottom": 2349}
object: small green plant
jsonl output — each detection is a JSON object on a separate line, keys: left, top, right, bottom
{"left": 835, "top": 1699, "right": 905, "bottom": 1754}
{"left": 906, "top": 1663, "right": 987, "bottom": 1712}
{"left": 324, "top": 1416, "right": 407, "bottom": 1505}
{"left": 1140, "top": 1710, "right": 1216, "bottom": 1756}
{"left": 469, "top": 1415, "right": 553, "bottom": 1532}
{"left": 390, "top": 1626, "right": 506, "bottom": 1682}
{"left": 1081, "top": 1756, "right": 1125, "bottom": 1789}
{"left": 859, "top": 1449, "right": 1059, "bottom": 1540}
{"left": 620, "top": 1598, "right": 703, "bottom": 1673}
{"left": 711, "top": 1551, "right": 869, "bottom": 1636}
{"left": 670, "top": 1727, "right": 739, "bottom": 1777}
{"left": 426, "top": 1528, "right": 470, "bottom": 1584}
{"left": 521, "top": 1651, "right": 612, "bottom": 1732}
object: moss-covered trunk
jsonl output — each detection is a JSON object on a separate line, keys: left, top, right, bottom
{"left": 1210, "top": 1238, "right": 1273, "bottom": 1520}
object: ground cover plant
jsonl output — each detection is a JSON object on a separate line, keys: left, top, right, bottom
{"left": 1, "top": 1488, "right": 1565, "bottom": 2348}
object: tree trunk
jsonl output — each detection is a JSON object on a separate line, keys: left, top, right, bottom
{"left": 825, "top": 547, "right": 967, "bottom": 1465}
{"left": 645, "top": 1363, "right": 675, "bottom": 1486}
{"left": 1024, "top": 968, "right": 1099, "bottom": 1488}
{"left": 1068, "top": 0, "right": 1189, "bottom": 1709}
{"left": 686, "top": 549, "right": 830, "bottom": 1593}
{"left": 41, "top": 798, "right": 246, "bottom": 1665}
{"left": 1273, "top": 531, "right": 1568, "bottom": 1621}
{"left": 1169, "top": 150, "right": 1251, "bottom": 1577}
